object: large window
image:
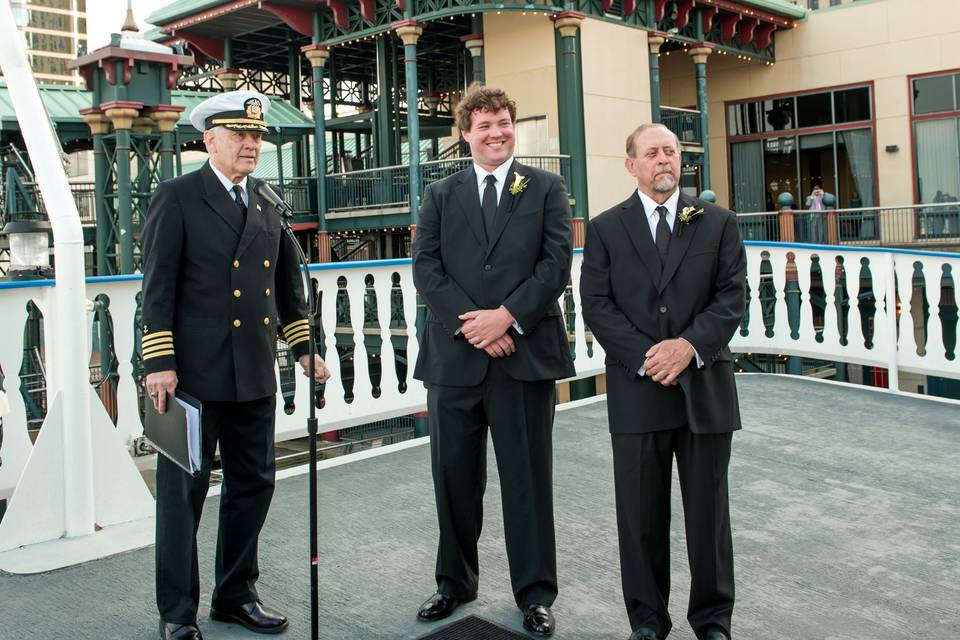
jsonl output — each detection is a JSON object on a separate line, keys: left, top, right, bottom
{"left": 515, "top": 116, "right": 549, "bottom": 156}
{"left": 911, "top": 71, "right": 960, "bottom": 237}
{"left": 727, "top": 85, "right": 876, "bottom": 212}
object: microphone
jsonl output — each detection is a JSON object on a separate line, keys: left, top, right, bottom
{"left": 254, "top": 181, "right": 293, "bottom": 220}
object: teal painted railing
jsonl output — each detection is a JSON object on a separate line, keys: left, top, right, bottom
{"left": 321, "top": 155, "right": 572, "bottom": 213}
{"left": 736, "top": 202, "right": 960, "bottom": 247}
{"left": 267, "top": 155, "right": 572, "bottom": 215}
{"left": 326, "top": 164, "right": 411, "bottom": 211}
{"left": 660, "top": 106, "right": 702, "bottom": 147}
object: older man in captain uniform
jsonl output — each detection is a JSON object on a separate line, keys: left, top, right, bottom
{"left": 142, "top": 90, "right": 330, "bottom": 640}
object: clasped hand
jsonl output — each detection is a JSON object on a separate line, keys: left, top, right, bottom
{"left": 643, "top": 338, "right": 694, "bottom": 386}
{"left": 459, "top": 306, "right": 516, "bottom": 358}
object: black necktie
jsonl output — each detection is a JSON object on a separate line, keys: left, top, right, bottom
{"left": 655, "top": 205, "right": 671, "bottom": 263}
{"left": 232, "top": 184, "right": 247, "bottom": 226}
{"left": 482, "top": 174, "right": 498, "bottom": 241}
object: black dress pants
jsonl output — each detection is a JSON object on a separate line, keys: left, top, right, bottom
{"left": 428, "top": 359, "right": 558, "bottom": 608}
{"left": 155, "top": 394, "right": 277, "bottom": 624}
{"left": 612, "top": 427, "right": 734, "bottom": 639}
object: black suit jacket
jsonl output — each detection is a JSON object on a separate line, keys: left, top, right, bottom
{"left": 412, "top": 161, "right": 576, "bottom": 386}
{"left": 140, "top": 162, "right": 309, "bottom": 402}
{"left": 580, "top": 192, "right": 746, "bottom": 434}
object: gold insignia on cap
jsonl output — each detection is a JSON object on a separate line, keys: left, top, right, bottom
{"left": 244, "top": 98, "right": 263, "bottom": 119}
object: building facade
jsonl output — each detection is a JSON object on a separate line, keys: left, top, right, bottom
{"left": 8, "top": 0, "right": 87, "bottom": 85}
{"left": 658, "top": 0, "right": 960, "bottom": 219}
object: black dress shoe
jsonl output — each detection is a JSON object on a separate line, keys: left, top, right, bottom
{"left": 417, "top": 592, "right": 476, "bottom": 621}
{"left": 210, "top": 600, "right": 288, "bottom": 634}
{"left": 628, "top": 627, "right": 658, "bottom": 640}
{"left": 521, "top": 604, "right": 555, "bottom": 636}
{"left": 159, "top": 620, "right": 203, "bottom": 640}
{"left": 702, "top": 627, "right": 730, "bottom": 640}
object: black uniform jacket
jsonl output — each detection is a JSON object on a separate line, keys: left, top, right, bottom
{"left": 412, "top": 161, "right": 576, "bottom": 386}
{"left": 140, "top": 162, "right": 309, "bottom": 402}
{"left": 580, "top": 192, "right": 747, "bottom": 434}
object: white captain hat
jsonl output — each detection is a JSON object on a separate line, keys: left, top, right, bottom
{"left": 189, "top": 90, "right": 271, "bottom": 133}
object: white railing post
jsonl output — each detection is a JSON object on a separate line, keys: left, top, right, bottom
{"left": 884, "top": 252, "right": 900, "bottom": 391}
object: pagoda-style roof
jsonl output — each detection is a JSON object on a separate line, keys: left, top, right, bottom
{"left": 0, "top": 83, "right": 314, "bottom": 143}
{"left": 145, "top": 0, "right": 807, "bottom": 67}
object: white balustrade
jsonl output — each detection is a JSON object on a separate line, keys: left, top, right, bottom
{"left": 0, "top": 245, "right": 958, "bottom": 501}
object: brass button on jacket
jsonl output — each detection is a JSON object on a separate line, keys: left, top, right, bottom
{"left": 232, "top": 259, "right": 240, "bottom": 268}
{"left": 233, "top": 289, "right": 241, "bottom": 298}
{"left": 233, "top": 319, "right": 241, "bottom": 328}
{"left": 263, "top": 317, "right": 271, "bottom": 326}
{"left": 264, "top": 288, "right": 271, "bottom": 296}
{"left": 263, "top": 259, "right": 270, "bottom": 268}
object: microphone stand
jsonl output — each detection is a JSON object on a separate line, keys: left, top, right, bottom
{"left": 263, "top": 185, "right": 321, "bottom": 640}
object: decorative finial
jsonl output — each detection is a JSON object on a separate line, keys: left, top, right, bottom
{"left": 122, "top": 0, "right": 139, "bottom": 32}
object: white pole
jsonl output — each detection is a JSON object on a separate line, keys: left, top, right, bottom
{"left": 884, "top": 252, "right": 900, "bottom": 392}
{"left": 0, "top": 1, "right": 95, "bottom": 536}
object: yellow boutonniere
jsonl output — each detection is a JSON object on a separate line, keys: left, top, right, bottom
{"left": 508, "top": 171, "right": 529, "bottom": 196}
{"left": 677, "top": 206, "right": 704, "bottom": 236}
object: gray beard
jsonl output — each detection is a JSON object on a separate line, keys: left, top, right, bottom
{"left": 653, "top": 174, "right": 677, "bottom": 193}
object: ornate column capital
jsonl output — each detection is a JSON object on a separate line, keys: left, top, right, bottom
{"left": 393, "top": 20, "right": 423, "bottom": 46}
{"left": 80, "top": 108, "right": 111, "bottom": 135}
{"left": 552, "top": 11, "right": 586, "bottom": 38}
{"left": 145, "top": 105, "right": 185, "bottom": 133}
{"left": 300, "top": 44, "right": 331, "bottom": 69}
{"left": 647, "top": 30, "right": 668, "bottom": 55}
{"left": 213, "top": 67, "right": 242, "bottom": 90}
{"left": 133, "top": 117, "right": 155, "bottom": 134}
{"left": 460, "top": 33, "right": 484, "bottom": 58}
{"left": 100, "top": 101, "right": 143, "bottom": 130}
{"left": 686, "top": 42, "right": 716, "bottom": 65}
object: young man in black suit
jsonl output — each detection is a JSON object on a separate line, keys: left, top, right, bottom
{"left": 580, "top": 123, "right": 746, "bottom": 640}
{"left": 411, "top": 84, "right": 575, "bottom": 636}
{"left": 142, "top": 90, "right": 330, "bottom": 640}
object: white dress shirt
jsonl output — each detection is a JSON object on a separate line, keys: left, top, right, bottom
{"left": 462, "top": 156, "right": 523, "bottom": 335}
{"left": 634, "top": 188, "right": 702, "bottom": 373}
{"left": 473, "top": 156, "right": 515, "bottom": 206}
{"left": 210, "top": 162, "right": 249, "bottom": 207}
{"left": 636, "top": 188, "right": 679, "bottom": 242}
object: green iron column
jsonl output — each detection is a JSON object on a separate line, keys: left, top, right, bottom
{"left": 214, "top": 38, "right": 241, "bottom": 91}
{"left": 289, "top": 44, "right": 305, "bottom": 177}
{"left": 302, "top": 39, "right": 331, "bottom": 262}
{"left": 374, "top": 37, "right": 396, "bottom": 167}
{"left": 103, "top": 101, "right": 140, "bottom": 274}
{"left": 647, "top": 32, "right": 666, "bottom": 124}
{"left": 83, "top": 111, "right": 112, "bottom": 275}
{"left": 687, "top": 43, "right": 714, "bottom": 191}
{"left": 150, "top": 107, "right": 183, "bottom": 183}
{"left": 395, "top": 20, "right": 423, "bottom": 229}
{"left": 553, "top": 12, "right": 589, "bottom": 248}
{"left": 466, "top": 14, "right": 485, "bottom": 83}
{"left": 462, "top": 33, "right": 484, "bottom": 84}
{"left": 328, "top": 54, "right": 339, "bottom": 173}
{"left": 133, "top": 116, "right": 156, "bottom": 261}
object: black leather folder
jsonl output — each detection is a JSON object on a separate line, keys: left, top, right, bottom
{"left": 144, "top": 389, "right": 202, "bottom": 476}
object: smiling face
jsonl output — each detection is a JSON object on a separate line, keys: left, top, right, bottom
{"left": 204, "top": 127, "right": 262, "bottom": 182}
{"left": 625, "top": 125, "right": 681, "bottom": 203}
{"left": 462, "top": 107, "right": 515, "bottom": 173}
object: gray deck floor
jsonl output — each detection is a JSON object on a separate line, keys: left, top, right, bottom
{"left": 1, "top": 375, "right": 959, "bottom": 640}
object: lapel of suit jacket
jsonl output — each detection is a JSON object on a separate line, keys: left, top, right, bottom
{"left": 658, "top": 192, "right": 700, "bottom": 293}
{"left": 617, "top": 191, "right": 662, "bottom": 285}
{"left": 484, "top": 159, "right": 520, "bottom": 260}
{"left": 235, "top": 177, "right": 265, "bottom": 258}
{"left": 200, "top": 162, "right": 243, "bottom": 238}
{"left": 452, "top": 167, "right": 487, "bottom": 248}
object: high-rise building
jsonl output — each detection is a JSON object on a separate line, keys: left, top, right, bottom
{"left": 8, "top": 0, "right": 87, "bottom": 85}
